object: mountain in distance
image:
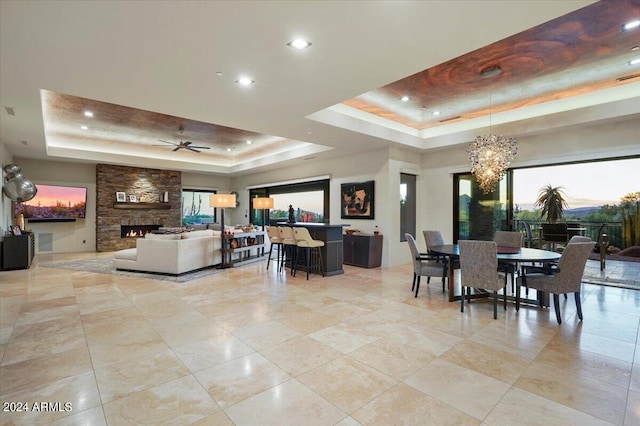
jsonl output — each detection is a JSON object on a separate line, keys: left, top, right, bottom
{"left": 564, "top": 206, "right": 601, "bottom": 218}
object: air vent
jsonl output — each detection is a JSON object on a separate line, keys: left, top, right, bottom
{"left": 616, "top": 73, "right": 640, "bottom": 82}
{"left": 4, "top": 106, "right": 15, "bottom": 116}
{"left": 439, "top": 115, "right": 462, "bottom": 123}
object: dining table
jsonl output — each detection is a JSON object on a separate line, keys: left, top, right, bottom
{"left": 428, "top": 244, "right": 562, "bottom": 302}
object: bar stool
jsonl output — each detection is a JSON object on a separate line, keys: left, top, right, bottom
{"left": 278, "top": 226, "right": 297, "bottom": 273}
{"left": 265, "top": 226, "right": 283, "bottom": 270}
{"left": 292, "top": 227, "right": 325, "bottom": 280}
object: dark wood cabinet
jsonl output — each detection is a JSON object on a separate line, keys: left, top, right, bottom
{"left": 343, "top": 234, "right": 383, "bottom": 268}
{"left": 2, "top": 232, "right": 35, "bottom": 270}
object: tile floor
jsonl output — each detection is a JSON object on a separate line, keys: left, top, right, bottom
{"left": 0, "top": 253, "right": 639, "bottom": 425}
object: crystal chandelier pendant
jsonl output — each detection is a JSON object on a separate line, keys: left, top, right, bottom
{"left": 467, "top": 134, "right": 517, "bottom": 194}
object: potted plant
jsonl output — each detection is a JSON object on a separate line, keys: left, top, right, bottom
{"left": 534, "top": 184, "right": 569, "bottom": 223}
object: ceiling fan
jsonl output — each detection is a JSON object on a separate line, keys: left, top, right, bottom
{"left": 153, "top": 125, "right": 210, "bottom": 153}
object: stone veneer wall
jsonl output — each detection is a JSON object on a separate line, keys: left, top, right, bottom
{"left": 96, "top": 164, "right": 181, "bottom": 252}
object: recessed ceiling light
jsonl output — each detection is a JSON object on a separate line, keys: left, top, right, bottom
{"left": 400, "top": 96, "right": 410, "bottom": 102}
{"left": 84, "top": 111, "right": 93, "bottom": 117}
{"left": 632, "top": 46, "right": 640, "bottom": 52}
{"left": 629, "top": 58, "right": 640, "bottom": 66}
{"left": 622, "top": 19, "right": 640, "bottom": 31}
{"left": 287, "top": 38, "right": 312, "bottom": 50}
{"left": 80, "top": 125, "right": 88, "bottom": 130}
{"left": 216, "top": 72, "right": 223, "bottom": 76}
{"left": 226, "top": 148, "right": 232, "bottom": 152}
{"left": 235, "top": 77, "right": 255, "bottom": 86}
{"left": 246, "top": 140, "right": 252, "bottom": 145}
{"left": 433, "top": 111, "right": 441, "bottom": 116}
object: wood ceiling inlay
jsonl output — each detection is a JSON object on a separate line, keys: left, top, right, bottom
{"left": 343, "top": 0, "right": 640, "bottom": 131}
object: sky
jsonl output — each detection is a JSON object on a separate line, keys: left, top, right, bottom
{"left": 513, "top": 157, "right": 639, "bottom": 210}
{"left": 22, "top": 184, "right": 86, "bottom": 206}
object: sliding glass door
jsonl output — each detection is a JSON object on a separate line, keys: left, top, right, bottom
{"left": 454, "top": 171, "right": 512, "bottom": 242}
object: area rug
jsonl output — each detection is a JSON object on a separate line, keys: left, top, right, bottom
{"left": 40, "top": 257, "right": 223, "bottom": 283}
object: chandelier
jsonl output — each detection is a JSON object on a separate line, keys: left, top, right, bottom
{"left": 468, "top": 65, "right": 517, "bottom": 194}
{"left": 467, "top": 134, "right": 517, "bottom": 194}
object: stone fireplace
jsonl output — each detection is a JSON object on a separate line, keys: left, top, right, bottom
{"left": 96, "top": 164, "right": 181, "bottom": 252}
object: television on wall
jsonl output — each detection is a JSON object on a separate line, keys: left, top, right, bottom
{"left": 14, "top": 184, "right": 87, "bottom": 222}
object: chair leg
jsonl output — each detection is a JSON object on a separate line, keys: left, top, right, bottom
{"left": 414, "top": 276, "right": 421, "bottom": 298}
{"left": 515, "top": 278, "right": 521, "bottom": 312}
{"left": 460, "top": 285, "right": 465, "bottom": 312}
{"left": 574, "top": 291, "right": 583, "bottom": 321}
{"left": 412, "top": 273, "right": 416, "bottom": 292}
{"left": 305, "top": 248, "right": 311, "bottom": 280}
{"left": 267, "top": 244, "right": 274, "bottom": 270}
{"left": 563, "top": 293, "right": 568, "bottom": 300}
{"left": 493, "top": 291, "right": 498, "bottom": 319}
{"left": 503, "top": 274, "right": 508, "bottom": 310}
{"left": 553, "top": 293, "right": 562, "bottom": 324}
{"left": 427, "top": 277, "right": 431, "bottom": 284}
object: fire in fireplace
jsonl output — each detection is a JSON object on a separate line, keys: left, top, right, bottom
{"left": 121, "top": 225, "right": 161, "bottom": 238}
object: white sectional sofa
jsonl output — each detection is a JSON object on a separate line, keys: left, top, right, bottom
{"left": 113, "top": 229, "right": 222, "bottom": 275}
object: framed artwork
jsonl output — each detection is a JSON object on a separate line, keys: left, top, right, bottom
{"left": 116, "top": 192, "right": 126, "bottom": 202}
{"left": 341, "top": 180, "right": 375, "bottom": 219}
{"left": 10, "top": 224, "right": 22, "bottom": 236}
{"left": 129, "top": 195, "right": 137, "bottom": 202}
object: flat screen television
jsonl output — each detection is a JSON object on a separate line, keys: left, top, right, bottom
{"left": 14, "top": 184, "right": 87, "bottom": 222}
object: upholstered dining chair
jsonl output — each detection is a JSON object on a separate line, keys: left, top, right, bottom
{"left": 422, "top": 230, "right": 450, "bottom": 285}
{"left": 520, "top": 221, "right": 539, "bottom": 248}
{"left": 292, "top": 227, "right": 325, "bottom": 280}
{"left": 517, "top": 240, "right": 595, "bottom": 324}
{"left": 405, "top": 233, "right": 447, "bottom": 297}
{"left": 265, "top": 226, "right": 283, "bottom": 270}
{"left": 459, "top": 240, "right": 506, "bottom": 319}
{"left": 494, "top": 231, "right": 523, "bottom": 291}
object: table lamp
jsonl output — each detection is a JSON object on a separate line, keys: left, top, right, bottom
{"left": 252, "top": 197, "right": 274, "bottom": 230}
{"left": 210, "top": 193, "right": 237, "bottom": 268}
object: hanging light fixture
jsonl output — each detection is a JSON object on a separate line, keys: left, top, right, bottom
{"left": 467, "top": 65, "right": 517, "bottom": 194}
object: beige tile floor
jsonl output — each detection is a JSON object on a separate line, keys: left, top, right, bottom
{"left": 0, "top": 252, "right": 638, "bottom": 425}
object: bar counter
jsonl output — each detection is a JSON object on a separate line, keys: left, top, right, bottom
{"left": 276, "top": 222, "right": 349, "bottom": 276}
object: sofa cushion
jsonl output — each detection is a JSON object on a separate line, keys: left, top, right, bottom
{"left": 145, "top": 233, "right": 181, "bottom": 240}
{"left": 181, "top": 229, "right": 214, "bottom": 239}
{"left": 114, "top": 248, "right": 137, "bottom": 261}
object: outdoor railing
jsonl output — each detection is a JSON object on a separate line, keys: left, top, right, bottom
{"left": 459, "top": 220, "right": 624, "bottom": 249}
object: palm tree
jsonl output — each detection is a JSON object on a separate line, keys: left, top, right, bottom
{"left": 534, "top": 184, "right": 569, "bottom": 223}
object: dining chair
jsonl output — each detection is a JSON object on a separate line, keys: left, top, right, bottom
{"left": 517, "top": 240, "right": 595, "bottom": 324}
{"left": 459, "top": 240, "right": 507, "bottom": 319}
{"left": 494, "top": 231, "right": 523, "bottom": 292}
{"left": 292, "top": 227, "right": 325, "bottom": 280}
{"left": 520, "top": 221, "right": 539, "bottom": 248}
{"left": 422, "top": 230, "right": 450, "bottom": 284}
{"left": 594, "top": 223, "right": 608, "bottom": 271}
{"left": 405, "top": 233, "right": 447, "bottom": 297}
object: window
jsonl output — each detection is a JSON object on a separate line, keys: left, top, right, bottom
{"left": 250, "top": 180, "right": 329, "bottom": 225}
{"left": 400, "top": 173, "right": 416, "bottom": 241}
{"left": 182, "top": 189, "right": 216, "bottom": 226}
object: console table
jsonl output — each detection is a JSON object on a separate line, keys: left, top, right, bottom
{"left": 1, "top": 232, "right": 35, "bottom": 270}
{"left": 343, "top": 234, "right": 383, "bottom": 268}
{"left": 222, "top": 231, "right": 266, "bottom": 267}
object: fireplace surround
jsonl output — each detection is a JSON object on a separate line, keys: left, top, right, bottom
{"left": 96, "top": 164, "right": 181, "bottom": 251}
